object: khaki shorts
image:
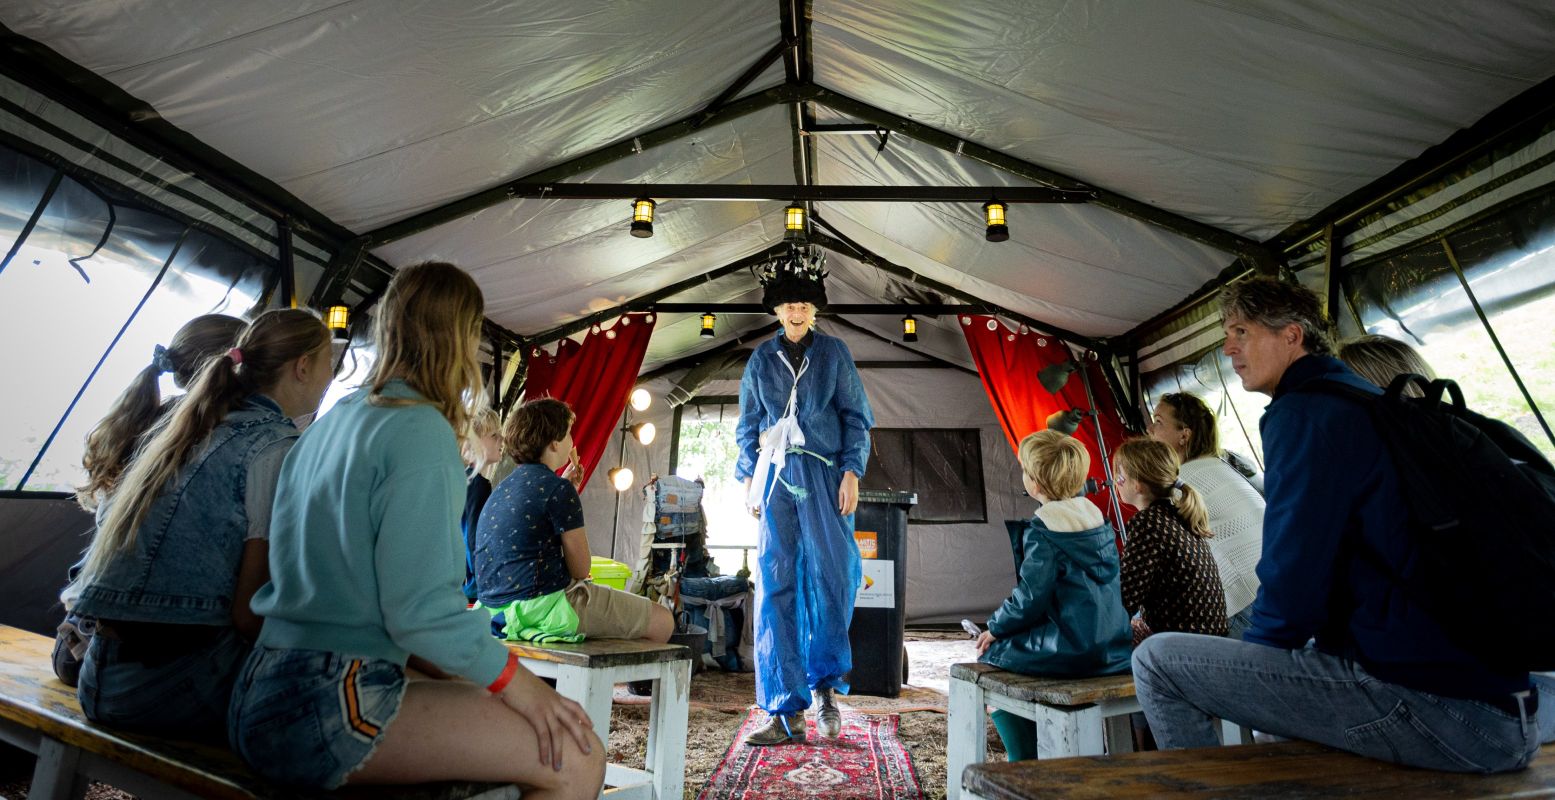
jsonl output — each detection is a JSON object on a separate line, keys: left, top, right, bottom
{"left": 566, "top": 581, "right": 656, "bottom": 640}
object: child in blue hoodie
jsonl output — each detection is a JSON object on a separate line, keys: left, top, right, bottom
{"left": 975, "top": 429, "right": 1132, "bottom": 761}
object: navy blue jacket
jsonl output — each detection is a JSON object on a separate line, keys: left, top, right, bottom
{"left": 1244, "top": 355, "right": 1529, "bottom": 701}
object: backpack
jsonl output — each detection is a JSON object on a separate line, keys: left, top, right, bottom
{"left": 1299, "top": 373, "right": 1555, "bottom": 672}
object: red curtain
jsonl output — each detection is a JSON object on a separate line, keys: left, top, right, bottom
{"left": 960, "top": 315, "right": 1133, "bottom": 532}
{"left": 522, "top": 312, "right": 655, "bottom": 489}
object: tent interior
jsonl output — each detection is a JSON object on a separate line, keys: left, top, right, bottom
{"left": 2, "top": 2, "right": 1554, "bottom": 662}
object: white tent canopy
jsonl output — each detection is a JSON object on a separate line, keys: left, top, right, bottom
{"left": 8, "top": 1, "right": 1554, "bottom": 347}
{"left": 3, "top": 2, "right": 1555, "bottom": 627}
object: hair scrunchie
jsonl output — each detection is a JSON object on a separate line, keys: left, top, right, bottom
{"left": 227, "top": 347, "right": 244, "bottom": 365}
{"left": 151, "top": 344, "right": 176, "bottom": 375}
{"left": 1172, "top": 479, "right": 1186, "bottom": 491}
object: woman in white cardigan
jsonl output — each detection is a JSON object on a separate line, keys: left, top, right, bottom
{"left": 1147, "top": 392, "right": 1265, "bottom": 639}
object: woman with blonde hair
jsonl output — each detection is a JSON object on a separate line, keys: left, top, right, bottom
{"left": 1148, "top": 392, "right": 1264, "bottom": 638}
{"left": 1337, "top": 334, "right": 1436, "bottom": 397}
{"left": 1114, "top": 438, "right": 1227, "bottom": 641}
{"left": 76, "top": 313, "right": 247, "bottom": 510}
{"left": 65, "top": 309, "right": 334, "bottom": 735}
{"left": 228, "top": 262, "right": 604, "bottom": 798}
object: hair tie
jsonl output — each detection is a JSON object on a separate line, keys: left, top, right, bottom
{"left": 1172, "top": 479, "right": 1186, "bottom": 491}
{"left": 227, "top": 347, "right": 244, "bottom": 365}
{"left": 151, "top": 344, "right": 176, "bottom": 375}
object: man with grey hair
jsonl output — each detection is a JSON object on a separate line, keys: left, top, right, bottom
{"left": 1132, "top": 277, "right": 1541, "bottom": 773}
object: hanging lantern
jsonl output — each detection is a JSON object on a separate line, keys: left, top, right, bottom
{"left": 326, "top": 305, "right": 350, "bottom": 341}
{"left": 902, "top": 314, "right": 918, "bottom": 343}
{"left": 984, "top": 200, "right": 1009, "bottom": 242}
{"left": 609, "top": 466, "right": 635, "bottom": 492}
{"left": 630, "top": 388, "right": 652, "bottom": 412}
{"left": 630, "top": 198, "right": 656, "bottom": 238}
{"left": 700, "top": 312, "right": 716, "bottom": 338}
{"left": 784, "top": 203, "right": 807, "bottom": 243}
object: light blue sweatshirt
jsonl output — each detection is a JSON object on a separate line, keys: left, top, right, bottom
{"left": 251, "top": 380, "right": 509, "bottom": 686}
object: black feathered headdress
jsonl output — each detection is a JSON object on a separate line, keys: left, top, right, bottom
{"left": 758, "top": 246, "right": 828, "bottom": 312}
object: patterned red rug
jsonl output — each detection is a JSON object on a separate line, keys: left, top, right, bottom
{"left": 697, "top": 710, "right": 925, "bottom": 800}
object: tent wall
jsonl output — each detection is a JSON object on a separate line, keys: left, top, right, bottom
{"left": 0, "top": 497, "right": 91, "bottom": 635}
{"left": 574, "top": 322, "right": 1022, "bottom": 626}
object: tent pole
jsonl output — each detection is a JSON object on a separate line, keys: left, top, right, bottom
{"left": 1440, "top": 238, "right": 1555, "bottom": 448}
{"left": 1078, "top": 358, "right": 1128, "bottom": 541}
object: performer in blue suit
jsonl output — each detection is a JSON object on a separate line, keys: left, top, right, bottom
{"left": 736, "top": 247, "right": 875, "bottom": 746}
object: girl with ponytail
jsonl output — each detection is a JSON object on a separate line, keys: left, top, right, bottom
{"left": 1113, "top": 438, "right": 1228, "bottom": 642}
{"left": 229, "top": 262, "right": 604, "bottom": 797}
{"left": 76, "top": 314, "right": 246, "bottom": 510}
{"left": 66, "top": 309, "right": 334, "bottom": 736}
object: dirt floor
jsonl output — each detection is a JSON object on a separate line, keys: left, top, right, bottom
{"left": 0, "top": 630, "right": 998, "bottom": 800}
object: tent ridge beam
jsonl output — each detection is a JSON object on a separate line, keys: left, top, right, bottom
{"left": 505, "top": 183, "right": 1093, "bottom": 203}
{"left": 693, "top": 37, "right": 791, "bottom": 129}
{"left": 807, "top": 216, "right": 1105, "bottom": 352}
{"left": 523, "top": 243, "right": 792, "bottom": 348}
{"left": 359, "top": 84, "right": 818, "bottom": 248}
{"left": 808, "top": 86, "right": 1270, "bottom": 261}
{"left": 635, "top": 321, "right": 782, "bottom": 384}
{"left": 651, "top": 302, "right": 992, "bottom": 314}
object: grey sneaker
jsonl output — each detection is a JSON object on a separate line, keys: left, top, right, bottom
{"left": 815, "top": 687, "right": 842, "bottom": 738}
{"left": 744, "top": 712, "right": 806, "bottom": 746}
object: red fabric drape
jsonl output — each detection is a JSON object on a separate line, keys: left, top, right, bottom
{"left": 960, "top": 315, "right": 1133, "bottom": 532}
{"left": 522, "top": 312, "right": 655, "bottom": 489}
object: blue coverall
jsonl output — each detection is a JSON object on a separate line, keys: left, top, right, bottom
{"left": 735, "top": 330, "right": 875, "bottom": 715}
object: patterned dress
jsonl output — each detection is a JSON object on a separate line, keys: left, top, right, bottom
{"left": 1121, "top": 501, "right": 1227, "bottom": 637}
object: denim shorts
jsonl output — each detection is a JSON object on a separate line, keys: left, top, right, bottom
{"left": 78, "top": 625, "right": 249, "bottom": 738}
{"left": 227, "top": 644, "right": 406, "bottom": 789}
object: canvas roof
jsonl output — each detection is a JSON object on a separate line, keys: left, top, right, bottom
{"left": 6, "top": 1, "right": 1555, "bottom": 372}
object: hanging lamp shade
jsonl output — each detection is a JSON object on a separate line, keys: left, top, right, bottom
{"left": 984, "top": 201, "right": 1009, "bottom": 242}
{"left": 630, "top": 198, "right": 656, "bottom": 238}
{"left": 783, "top": 203, "right": 807, "bottom": 243}
{"left": 326, "top": 305, "right": 350, "bottom": 341}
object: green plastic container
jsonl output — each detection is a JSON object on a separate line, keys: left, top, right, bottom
{"left": 590, "top": 556, "right": 632, "bottom": 591}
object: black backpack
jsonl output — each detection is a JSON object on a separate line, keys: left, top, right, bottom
{"left": 1298, "top": 373, "right": 1555, "bottom": 672}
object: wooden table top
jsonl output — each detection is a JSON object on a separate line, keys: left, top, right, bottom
{"left": 963, "top": 740, "right": 1555, "bottom": 799}
{"left": 951, "top": 662, "right": 1136, "bottom": 706}
{"left": 505, "top": 637, "right": 691, "bottom": 668}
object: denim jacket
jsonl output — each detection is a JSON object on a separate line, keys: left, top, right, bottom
{"left": 75, "top": 395, "right": 297, "bottom": 626}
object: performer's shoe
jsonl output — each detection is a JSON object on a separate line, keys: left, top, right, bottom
{"left": 814, "top": 687, "right": 842, "bottom": 739}
{"left": 744, "top": 712, "right": 806, "bottom": 746}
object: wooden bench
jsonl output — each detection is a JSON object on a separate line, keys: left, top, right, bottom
{"left": 505, "top": 639, "right": 690, "bottom": 800}
{"left": 947, "top": 663, "right": 1256, "bottom": 800}
{"left": 960, "top": 740, "right": 1555, "bottom": 799}
{"left": 0, "top": 624, "right": 518, "bottom": 800}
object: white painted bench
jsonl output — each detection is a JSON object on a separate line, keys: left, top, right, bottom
{"left": 506, "top": 639, "right": 691, "bottom": 800}
{"left": 947, "top": 662, "right": 1251, "bottom": 800}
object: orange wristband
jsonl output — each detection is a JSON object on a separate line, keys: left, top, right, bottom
{"left": 487, "top": 651, "right": 519, "bottom": 694}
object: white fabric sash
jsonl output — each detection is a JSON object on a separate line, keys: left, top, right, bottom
{"left": 746, "top": 351, "right": 807, "bottom": 512}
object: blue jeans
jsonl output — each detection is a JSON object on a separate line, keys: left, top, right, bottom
{"left": 78, "top": 626, "right": 249, "bottom": 738}
{"left": 228, "top": 644, "right": 406, "bottom": 789}
{"left": 1225, "top": 605, "right": 1255, "bottom": 640}
{"left": 1133, "top": 633, "right": 1540, "bottom": 773}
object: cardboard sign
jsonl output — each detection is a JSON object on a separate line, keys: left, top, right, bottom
{"left": 856, "top": 558, "right": 895, "bottom": 608}
{"left": 854, "top": 530, "right": 879, "bottom": 559}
